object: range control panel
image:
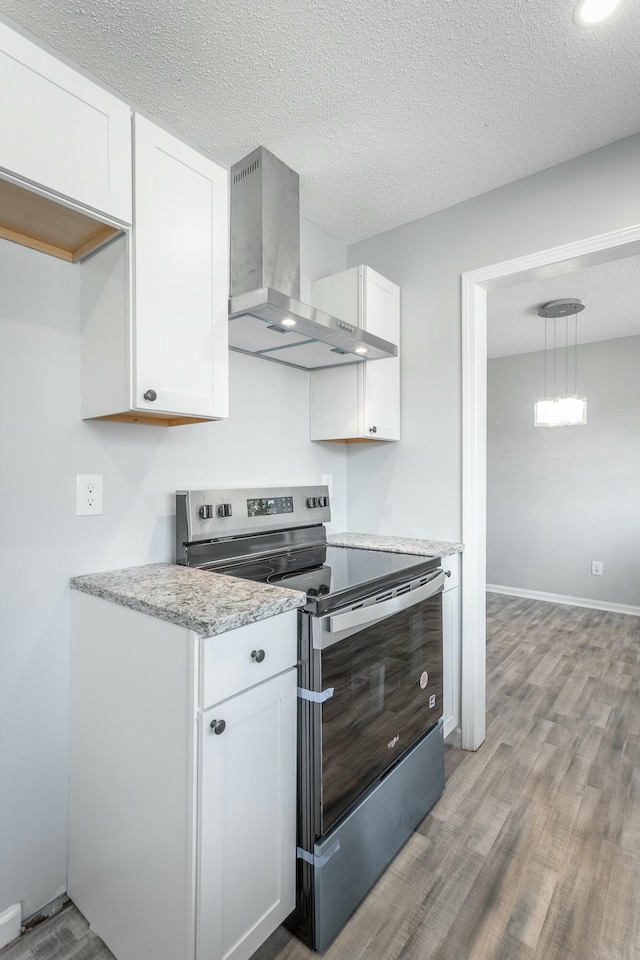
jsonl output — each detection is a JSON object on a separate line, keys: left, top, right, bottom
{"left": 176, "top": 485, "right": 331, "bottom": 556}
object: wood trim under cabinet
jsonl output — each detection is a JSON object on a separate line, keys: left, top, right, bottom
{"left": 0, "top": 177, "right": 120, "bottom": 263}
{"left": 323, "top": 437, "right": 383, "bottom": 443}
{"left": 92, "top": 412, "right": 217, "bottom": 427}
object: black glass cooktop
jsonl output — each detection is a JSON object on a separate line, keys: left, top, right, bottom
{"left": 218, "top": 545, "right": 440, "bottom": 615}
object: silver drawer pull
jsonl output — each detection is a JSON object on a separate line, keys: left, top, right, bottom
{"left": 210, "top": 719, "right": 226, "bottom": 735}
{"left": 251, "top": 649, "right": 266, "bottom": 663}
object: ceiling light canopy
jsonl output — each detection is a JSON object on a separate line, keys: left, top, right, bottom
{"left": 573, "top": 0, "right": 621, "bottom": 26}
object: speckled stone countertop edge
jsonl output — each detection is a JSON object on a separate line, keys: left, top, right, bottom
{"left": 327, "top": 532, "right": 463, "bottom": 557}
{"left": 70, "top": 563, "right": 307, "bottom": 637}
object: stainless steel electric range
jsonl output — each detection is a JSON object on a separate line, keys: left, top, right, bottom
{"left": 176, "top": 485, "right": 445, "bottom": 951}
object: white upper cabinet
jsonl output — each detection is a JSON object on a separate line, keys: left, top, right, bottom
{"left": 309, "top": 266, "right": 400, "bottom": 442}
{"left": 81, "top": 115, "right": 229, "bottom": 426}
{"left": 0, "top": 20, "right": 131, "bottom": 224}
{"left": 132, "top": 116, "right": 229, "bottom": 421}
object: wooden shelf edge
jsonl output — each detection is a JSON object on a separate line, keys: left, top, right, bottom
{"left": 88, "top": 412, "right": 217, "bottom": 427}
{"left": 315, "top": 437, "right": 384, "bottom": 443}
{"left": 0, "top": 176, "right": 123, "bottom": 263}
{"left": 72, "top": 225, "right": 120, "bottom": 262}
{"left": 0, "top": 223, "right": 75, "bottom": 261}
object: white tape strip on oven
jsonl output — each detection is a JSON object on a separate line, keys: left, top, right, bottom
{"left": 297, "top": 687, "right": 335, "bottom": 703}
{"left": 296, "top": 839, "right": 341, "bottom": 868}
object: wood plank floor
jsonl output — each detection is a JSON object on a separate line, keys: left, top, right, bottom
{"left": 3, "top": 595, "right": 639, "bottom": 960}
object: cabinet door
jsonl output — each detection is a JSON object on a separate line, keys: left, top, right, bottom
{"left": 362, "top": 267, "right": 400, "bottom": 441}
{"left": 442, "top": 585, "right": 461, "bottom": 739}
{"left": 197, "top": 669, "right": 297, "bottom": 960}
{"left": 0, "top": 21, "right": 131, "bottom": 223}
{"left": 309, "top": 266, "right": 400, "bottom": 442}
{"left": 133, "top": 115, "right": 229, "bottom": 419}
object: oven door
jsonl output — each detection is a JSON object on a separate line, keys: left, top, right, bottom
{"left": 311, "top": 569, "right": 445, "bottom": 835}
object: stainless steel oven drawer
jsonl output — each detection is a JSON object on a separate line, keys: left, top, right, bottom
{"left": 305, "top": 720, "right": 444, "bottom": 952}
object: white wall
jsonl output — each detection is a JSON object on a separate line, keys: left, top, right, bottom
{"left": 300, "top": 216, "right": 346, "bottom": 303}
{"left": 487, "top": 338, "right": 640, "bottom": 606}
{"left": 345, "top": 135, "right": 640, "bottom": 540}
{"left": 0, "top": 221, "right": 346, "bottom": 919}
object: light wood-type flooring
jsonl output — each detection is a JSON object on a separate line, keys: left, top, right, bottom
{"left": 3, "top": 595, "right": 639, "bottom": 960}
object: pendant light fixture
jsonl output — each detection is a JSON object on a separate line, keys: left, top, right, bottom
{"left": 534, "top": 299, "right": 587, "bottom": 427}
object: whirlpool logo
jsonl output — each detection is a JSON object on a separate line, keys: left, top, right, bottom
{"left": 387, "top": 734, "right": 400, "bottom": 750}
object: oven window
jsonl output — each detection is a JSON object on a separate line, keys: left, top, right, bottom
{"left": 320, "top": 593, "right": 443, "bottom": 834}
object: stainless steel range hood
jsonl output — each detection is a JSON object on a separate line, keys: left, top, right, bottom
{"left": 228, "top": 147, "right": 397, "bottom": 370}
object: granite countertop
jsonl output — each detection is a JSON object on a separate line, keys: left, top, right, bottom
{"left": 328, "top": 532, "right": 463, "bottom": 557}
{"left": 70, "top": 563, "right": 306, "bottom": 637}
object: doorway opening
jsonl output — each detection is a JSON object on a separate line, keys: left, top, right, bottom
{"left": 460, "top": 223, "right": 640, "bottom": 751}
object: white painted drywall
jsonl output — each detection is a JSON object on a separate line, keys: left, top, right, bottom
{"left": 0, "top": 221, "right": 346, "bottom": 919}
{"left": 487, "top": 337, "right": 640, "bottom": 605}
{"left": 345, "top": 135, "right": 640, "bottom": 541}
{"left": 300, "top": 216, "right": 346, "bottom": 303}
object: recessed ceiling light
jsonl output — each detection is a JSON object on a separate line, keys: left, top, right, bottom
{"left": 355, "top": 347, "right": 369, "bottom": 354}
{"left": 280, "top": 317, "right": 297, "bottom": 327}
{"left": 573, "top": 0, "right": 621, "bottom": 26}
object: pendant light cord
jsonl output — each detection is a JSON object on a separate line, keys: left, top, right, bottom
{"left": 544, "top": 317, "right": 548, "bottom": 396}
{"left": 553, "top": 316, "right": 556, "bottom": 399}
{"left": 565, "top": 315, "right": 569, "bottom": 398}
{"left": 574, "top": 310, "right": 578, "bottom": 394}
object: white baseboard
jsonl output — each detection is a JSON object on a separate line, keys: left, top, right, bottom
{"left": 444, "top": 724, "right": 461, "bottom": 748}
{"left": 443, "top": 716, "right": 458, "bottom": 740}
{"left": 0, "top": 904, "right": 21, "bottom": 950}
{"left": 487, "top": 584, "right": 640, "bottom": 618}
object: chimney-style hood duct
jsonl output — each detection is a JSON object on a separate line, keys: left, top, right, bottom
{"left": 228, "top": 147, "right": 397, "bottom": 370}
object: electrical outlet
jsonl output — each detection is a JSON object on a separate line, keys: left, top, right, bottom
{"left": 591, "top": 560, "right": 603, "bottom": 576}
{"left": 321, "top": 474, "right": 334, "bottom": 497}
{"left": 76, "top": 475, "right": 103, "bottom": 516}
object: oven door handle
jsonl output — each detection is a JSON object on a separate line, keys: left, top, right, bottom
{"left": 316, "top": 570, "right": 445, "bottom": 649}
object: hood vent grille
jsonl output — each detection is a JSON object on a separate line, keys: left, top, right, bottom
{"left": 228, "top": 146, "right": 397, "bottom": 370}
{"left": 233, "top": 157, "right": 260, "bottom": 184}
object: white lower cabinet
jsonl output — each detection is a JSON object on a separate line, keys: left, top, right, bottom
{"left": 198, "top": 669, "right": 297, "bottom": 960}
{"left": 69, "top": 593, "right": 297, "bottom": 960}
{"left": 441, "top": 554, "right": 461, "bottom": 738}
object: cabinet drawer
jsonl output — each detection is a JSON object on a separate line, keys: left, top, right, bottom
{"left": 441, "top": 552, "right": 460, "bottom": 592}
{"left": 200, "top": 611, "right": 297, "bottom": 708}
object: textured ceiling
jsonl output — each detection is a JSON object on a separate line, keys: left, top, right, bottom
{"left": 1, "top": 0, "right": 639, "bottom": 243}
{"left": 488, "top": 255, "right": 640, "bottom": 358}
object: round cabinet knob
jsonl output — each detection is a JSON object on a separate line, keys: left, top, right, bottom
{"left": 210, "top": 719, "right": 226, "bottom": 735}
{"left": 369, "top": 426, "right": 377, "bottom": 434}
{"left": 445, "top": 569, "right": 452, "bottom": 578}
{"left": 251, "top": 649, "right": 266, "bottom": 663}
{"left": 143, "top": 389, "right": 157, "bottom": 402}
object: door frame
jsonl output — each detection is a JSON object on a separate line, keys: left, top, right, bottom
{"left": 460, "top": 223, "right": 640, "bottom": 751}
